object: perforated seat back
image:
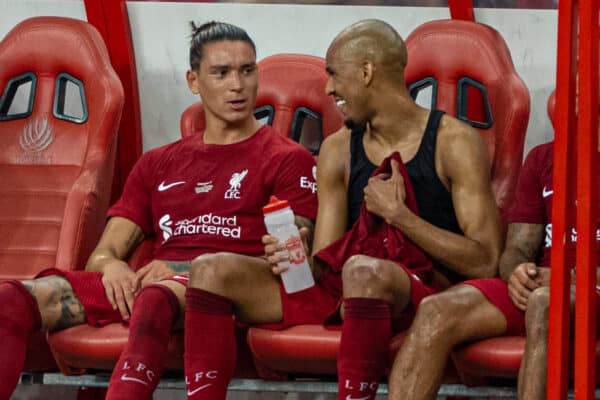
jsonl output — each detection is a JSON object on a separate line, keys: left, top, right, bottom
{"left": 0, "top": 17, "right": 124, "bottom": 279}
{"left": 180, "top": 54, "right": 344, "bottom": 155}
{"left": 405, "top": 19, "right": 530, "bottom": 218}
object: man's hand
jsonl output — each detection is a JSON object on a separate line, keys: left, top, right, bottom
{"left": 262, "top": 227, "right": 310, "bottom": 275}
{"left": 507, "top": 262, "right": 541, "bottom": 311}
{"left": 135, "top": 260, "right": 176, "bottom": 289}
{"left": 363, "top": 159, "right": 407, "bottom": 223}
{"left": 100, "top": 260, "right": 139, "bottom": 320}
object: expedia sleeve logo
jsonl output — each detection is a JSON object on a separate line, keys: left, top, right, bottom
{"left": 300, "top": 165, "right": 317, "bottom": 193}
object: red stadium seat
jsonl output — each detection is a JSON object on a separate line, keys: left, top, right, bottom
{"left": 180, "top": 53, "right": 344, "bottom": 155}
{"left": 0, "top": 16, "right": 123, "bottom": 371}
{"left": 405, "top": 19, "right": 530, "bottom": 222}
{"left": 46, "top": 53, "right": 343, "bottom": 378}
{"left": 247, "top": 19, "right": 530, "bottom": 381}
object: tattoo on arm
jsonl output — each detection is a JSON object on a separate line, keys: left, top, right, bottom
{"left": 510, "top": 223, "right": 543, "bottom": 260}
{"left": 124, "top": 228, "right": 145, "bottom": 256}
{"left": 164, "top": 261, "right": 192, "bottom": 273}
{"left": 499, "top": 223, "right": 544, "bottom": 279}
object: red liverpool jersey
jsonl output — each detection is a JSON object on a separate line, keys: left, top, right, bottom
{"left": 108, "top": 126, "right": 317, "bottom": 261}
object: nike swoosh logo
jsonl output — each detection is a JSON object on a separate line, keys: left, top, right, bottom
{"left": 120, "top": 373, "right": 148, "bottom": 386}
{"left": 187, "top": 383, "right": 212, "bottom": 396}
{"left": 158, "top": 181, "right": 185, "bottom": 192}
{"left": 542, "top": 186, "right": 554, "bottom": 198}
{"left": 345, "top": 395, "right": 371, "bottom": 400}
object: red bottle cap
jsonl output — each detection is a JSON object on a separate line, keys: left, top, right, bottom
{"left": 262, "top": 196, "right": 290, "bottom": 214}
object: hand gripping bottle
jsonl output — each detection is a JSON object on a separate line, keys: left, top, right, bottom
{"left": 263, "top": 196, "right": 315, "bottom": 293}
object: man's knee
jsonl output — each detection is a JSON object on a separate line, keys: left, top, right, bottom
{"left": 415, "top": 293, "right": 460, "bottom": 338}
{"left": 342, "top": 255, "right": 396, "bottom": 291}
{"left": 414, "top": 288, "right": 486, "bottom": 342}
{"left": 525, "top": 286, "right": 550, "bottom": 336}
{"left": 189, "top": 252, "right": 239, "bottom": 288}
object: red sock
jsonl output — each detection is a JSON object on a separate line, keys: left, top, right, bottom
{"left": 0, "top": 281, "right": 41, "bottom": 400}
{"left": 185, "top": 287, "right": 236, "bottom": 400}
{"left": 338, "top": 298, "right": 391, "bottom": 400}
{"left": 106, "top": 285, "right": 180, "bottom": 400}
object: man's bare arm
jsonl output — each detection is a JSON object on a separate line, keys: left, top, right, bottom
{"left": 312, "top": 129, "right": 351, "bottom": 255}
{"left": 385, "top": 122, "right": 502, "bottom": 278}
{"left": 499, "top": 222, "right": 544, "bottom": 281}
{"left": 85, "top": 216, "right": 145, "bottom": 273}
{"left": 85, "top": 217, "right": 145, "bottom": 317}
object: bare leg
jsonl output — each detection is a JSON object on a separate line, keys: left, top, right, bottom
{"left": 342, "top": 255, "right": 413, "bottom": 315}
{"left": 389, "top": 285, "right": 507, "bottom": 400}
{"left": 518, "top": 286, "right": 549, "bottom": 400}
{"left": 0, "top": 276, "right": 85, "bottom": 399}
{"left": 188, "top": 252, "right": 283, "bottom": 323}
{"left": 22, "top": 275, "right": 86, "bottom": 331}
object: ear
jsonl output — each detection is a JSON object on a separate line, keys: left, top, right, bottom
{"left": 362, "top": 61, "right": 374, "bottom": 86}
{"left": 186, "top": 69, "right": 200, "bottom": 94}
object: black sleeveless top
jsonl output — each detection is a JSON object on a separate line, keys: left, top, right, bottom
{"left": 347, "top": 110, "right": 462, "bottom": 236}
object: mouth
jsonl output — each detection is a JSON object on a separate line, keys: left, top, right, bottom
{"left": 335, "top": 98, "right": 346, "bottom": 107}
{"left": 229, "top": 99, "right": 247, "bottom": 110}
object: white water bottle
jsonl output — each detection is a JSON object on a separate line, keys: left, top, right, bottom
{"left": 263, "top": 196, "right": 315, "bottom": 293}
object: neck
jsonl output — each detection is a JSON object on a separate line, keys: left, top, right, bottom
{"left": 366, "top": 91, "right": 430, "bottom": 145}
{"left": 202, "top": 117, "right": 261, "bottom": 145}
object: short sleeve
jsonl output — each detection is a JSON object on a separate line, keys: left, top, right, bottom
{"left": 506, "top": 147, "right": 546, "bottom": 224}
{"left": 271, "top": 146, "right": 318, "bottom": 220}
{"left": 107, "top": 153, "right": 155, "bottom": 234}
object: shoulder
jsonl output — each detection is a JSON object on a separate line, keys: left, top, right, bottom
{"left": 134, "top": 138, "right": 185, "bottom": 167}
{"left": 320, "top": 126, "right": 351, "bottom": 155}
{"left": 525, "top": 140, "right": 554, "bottom": 163}
{"left": 436, "top": 115, "right": 488, "bottom": 170}
{"left": 437, "top": 114, "right": 484, "bottom": 150}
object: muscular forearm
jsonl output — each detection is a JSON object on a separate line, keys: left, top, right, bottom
{"left": 498, "top": 246, "right": 534, "bottom": 281}
{"left": 388, "top": 209, "right": 498, "bottom": 278}
{"left": 85, "top": 248, "right": 123, "bottom": 274}
{"left": 84, "top": 217, "right": 144, "bottom": 274}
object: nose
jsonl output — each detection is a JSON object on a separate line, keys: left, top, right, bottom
{"left": 325, "top": 76, "right": 334, "bottom": 96}
{"left": 230, "top": 71, "right": 243, "bottom": 91}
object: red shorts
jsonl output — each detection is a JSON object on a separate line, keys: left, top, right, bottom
{"left": 36, "top": 268, "right": 188, "bottom": 327}
{"left": 462, "top": 278, "right": 600, "bottom": 336}
{"left": 258, "top": 262, "right": 437, "bottom": 332}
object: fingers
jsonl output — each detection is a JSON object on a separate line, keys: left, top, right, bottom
{"left": 525, "top": 263, "right": 538, "bottom": 278}
{"left": 513, "top": 263, "right": 539, "bottom": 291}
{"left": 271, "top": 264, "right": 289, "bottom": 275}
{"left": 508, "top": 287, "right": 527, "bottom": 311}
{"left": 123, "top": 283, "right": 136, "bottom": 319}
{"left": 299, "top": 227, "right": 311, "bottom": 254}
{"left": 113, "top": 284, "right": 131, "bottom": 320}
{"left": 103, "top": 279, "right": 117, "bottom": 311}
{"left": 390, "top": 159, "right": 400, "bottom": 177}
{"left": 508, "top": 270, "right": 534, "bottom": 311}
{"left": 372, "top": 172, "right": 391, "bottom": 180}
{"left": 262, "top": 234, "right": 278, "bottom": 246}
{"left": 267, "top": 250, "right": 288, "bottom": 266}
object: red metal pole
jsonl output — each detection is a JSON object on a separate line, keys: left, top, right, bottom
{"left": 574, "top": 2, "right": 599, "bottom": 398}
{"left": 547, "top": 0, "right": 578, "bottom": 398}
{"left": 448, "top": 0, "right": 475, "bottom": 22}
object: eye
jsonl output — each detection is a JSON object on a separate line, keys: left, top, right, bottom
{"left": 212, "top": 68, "right": 228, "bottom": 78}
{"left": 242, "top": 65, "right": 256, "bottom": 75}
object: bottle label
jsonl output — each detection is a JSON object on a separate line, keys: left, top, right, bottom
{"left": 285, "top": 236, "right": 306, "bottom": 265}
